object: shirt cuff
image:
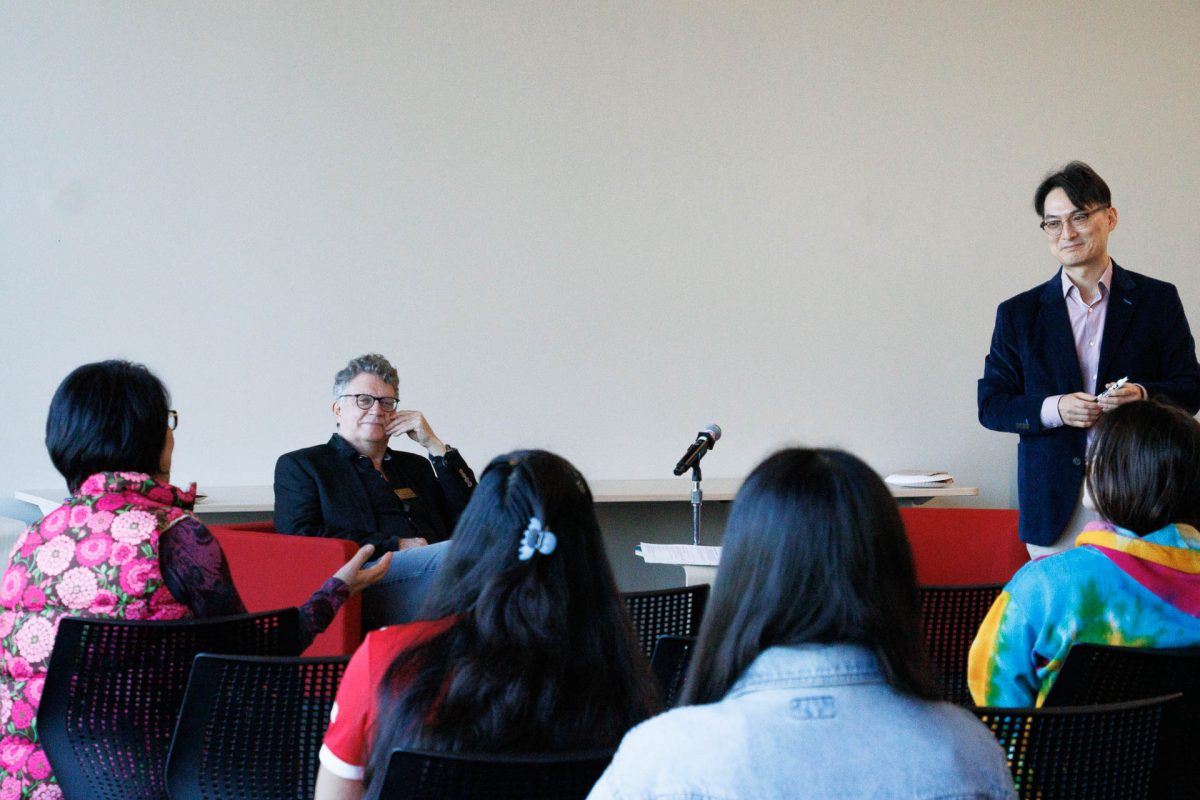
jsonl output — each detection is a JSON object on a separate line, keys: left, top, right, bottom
{"left": 1040, "top": 395, "right": 1064, "bottom": 429}
{"left": 319, "top": 744, "right": 365, "bottom": 780}
{"left": 431, "top": 448, "right": 473, "bottom": 481}
{"left": 326, "top": 577, "right": 351, "bottom": 602}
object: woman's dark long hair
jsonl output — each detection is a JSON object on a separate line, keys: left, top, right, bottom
{"left": 681, "top": 448, "right": 939, "bottom": 706}
{"left": 364, "top": 450, "right": 658, "bottom": 782}
{"left": 1087, "top": 399, "right": 1200, "bottom": 535}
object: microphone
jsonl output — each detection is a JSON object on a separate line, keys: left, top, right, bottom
{"left": 673, "top": 424, "right": 722, "bottom": 476}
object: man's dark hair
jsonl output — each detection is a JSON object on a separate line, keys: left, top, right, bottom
{"left": 680, "top": 448, "right": 939, "bottom": 707}
{"left": 1087, "top": 399, "right": 1200, "bottom": 535}
{"left": 363, "top": 450, "right": 657, "bottom": 783}
{"left": 46, "top": 360, "right": 171, "bottom": 494}
{"left": 1034, "top": 161, "right": 1112, "bottom": 217}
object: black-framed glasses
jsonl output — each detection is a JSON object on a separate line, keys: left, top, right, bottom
{"left": 1040, "top": 205, "right": 1110, "bottom": 237}
{"left": 167, "top": 410, "right": 178, "bottom": 431}
{"left": 339, "top": 393, "right": 399, "bottom": 412}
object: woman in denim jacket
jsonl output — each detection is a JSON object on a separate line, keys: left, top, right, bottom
{"left": 589, "top": 448, "right": 1015, "bottom": 800}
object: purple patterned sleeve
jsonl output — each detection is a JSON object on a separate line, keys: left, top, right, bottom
{"left": 160, "top": 517, "right": 350, "bottom": 650}
{"left": 158, "top": 517, "right": 246, "bottom": 619}
{"left": 300, "top": 577, "right": 351, "bottom": 645}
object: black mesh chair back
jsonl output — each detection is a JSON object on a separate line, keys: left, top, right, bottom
{"left": 621, "top": 584, "right": 709, "bottom": 661}
{"left": 38, "top": 608, "right": 301, "bottom": 800}
{"left": 1045, "top": 643, "right": 1200, "bottom": 800}
{"left": 1046, "top": 642, "right": 1200, "bottom": 705}
{"left": 649, "top": 635, "right": 696, "bottom": 708}
{"left": 374, "top": 748, "right": 614, "bottom": 800}
{"left": 918, "top": 583, "right": 1003, "bottom": 705}
{"left": 166, "top": 654, "right": 348, "bottom": 800}
{"left": 972, "top": 693, "right": 1181, "bottom": 800}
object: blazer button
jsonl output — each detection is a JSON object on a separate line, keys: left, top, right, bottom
{"left": 1072, "top": 457, "right": 1082, "bottom": 466}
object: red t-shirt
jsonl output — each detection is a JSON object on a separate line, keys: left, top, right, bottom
{"left": 319, "top": 617, "right": 455, "bottom": 780}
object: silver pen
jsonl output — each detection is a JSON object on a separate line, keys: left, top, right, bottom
{"left": 1096, "top": 376, "right": 1129, "bottom": 401}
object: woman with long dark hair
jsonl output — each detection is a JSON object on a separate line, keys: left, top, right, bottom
{"left": 315, "top": 450, "right": 658, "bottom": 799}
{"left": 970, "top": 399, "right": 1200, "bottom": 707}
{"left": 589, "top": 448, "right": 1014, "bottom": 799}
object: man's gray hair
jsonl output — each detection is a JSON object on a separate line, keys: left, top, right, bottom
{"left": 333, "top": 353, "right": 399, "bottom": 399}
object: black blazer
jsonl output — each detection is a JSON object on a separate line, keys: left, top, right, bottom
{"left": 273, "top": 435, "right": 476, "bottom": 550}
{"left": 978, "top": 263, "right": 1200, "bottom": 545}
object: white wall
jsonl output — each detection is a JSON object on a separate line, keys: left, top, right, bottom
{"left": 3, "top": 1, "right": 1199, "bottom": 514}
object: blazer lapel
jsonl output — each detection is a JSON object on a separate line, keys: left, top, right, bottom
{"left": 1098, "top": 263, "right": 1136, "bottom": 381}
{"left": 1038, "top": 270, "right": 1082, "bottom": 393}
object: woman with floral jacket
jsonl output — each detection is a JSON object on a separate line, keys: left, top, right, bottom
{"left": 0, "top": 360, "right": 391, "bottom": 799}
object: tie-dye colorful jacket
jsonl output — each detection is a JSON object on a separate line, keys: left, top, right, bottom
{"left": 968, "top": 522, "right": 1200, "bottom": 707}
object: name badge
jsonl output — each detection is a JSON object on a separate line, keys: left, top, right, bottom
{"left": 394, "top": 488, "right": 417, "bottom": 501}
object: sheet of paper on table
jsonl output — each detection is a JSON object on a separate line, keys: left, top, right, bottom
{"left": 636, "top": 543, "right": 722, "bottom": 566}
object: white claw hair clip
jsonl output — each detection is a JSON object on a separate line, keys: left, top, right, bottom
{"left": 518, "top": 516, "right": 557, "bottom": 561}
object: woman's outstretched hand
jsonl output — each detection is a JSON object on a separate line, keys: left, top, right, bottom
{"left": 333, "top": 544, "right": 393, "bottom": 595}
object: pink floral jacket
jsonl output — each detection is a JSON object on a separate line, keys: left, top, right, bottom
{"left": 0, "top": 472, "right": 195, "bottom": 799}
{"left": 0, "top": 471, "right": 348, "bottom": 799}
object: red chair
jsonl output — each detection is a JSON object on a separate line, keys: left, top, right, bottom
{"left": 900, "top": 507, "right": 1027, "bottom": 585}
{"left": 208, "top": 522, "right": 362, "bottom": 656}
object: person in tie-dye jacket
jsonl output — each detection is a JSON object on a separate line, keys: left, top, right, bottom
{"left": 969, "top": 399, "right": 1200, "bottom": 707}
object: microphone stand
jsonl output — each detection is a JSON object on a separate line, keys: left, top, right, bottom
{"left": 690, "top": 463, "right": 703, "bottom": 546}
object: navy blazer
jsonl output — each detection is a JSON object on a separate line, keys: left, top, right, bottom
{"left": 274, "top": 436, "right": 476, "bottom": 550}
{"left": 978, "top": 263, "right": 1200, "bottom": 545}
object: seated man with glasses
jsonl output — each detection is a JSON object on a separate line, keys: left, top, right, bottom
{"left": 978, "top": 161, "right": 1200, "bottom": 557}
{"left": 275, "top": 353, "right": 476, "bottom": 627}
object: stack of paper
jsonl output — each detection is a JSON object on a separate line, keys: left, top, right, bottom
{"left": 884, "top": 470, "right": 954, "bottom": 488}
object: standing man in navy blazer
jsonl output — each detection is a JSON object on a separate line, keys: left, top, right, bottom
{"left": 275, "top": 353, "right": 476, "bottom": 627}
{"left": 979, "top": 162, "right": 1200, "bottom": 556}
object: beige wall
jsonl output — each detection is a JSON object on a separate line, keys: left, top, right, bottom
{"left": 3, "top": 2, "right": 1199, "bottom": 532}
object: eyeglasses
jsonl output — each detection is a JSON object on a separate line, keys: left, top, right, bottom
{"left": 1040, "top": 205, "right": 1110, "bottom": 237}
{"left": 167, "top": 410, "right": 178, "bottom": 431}
{"left": 339, "top": 393, "right": 399, "bottom": 412}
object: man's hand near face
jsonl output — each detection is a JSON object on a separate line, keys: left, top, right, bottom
{"left": 386, "top": 410, "right": 447, "bottom": 456}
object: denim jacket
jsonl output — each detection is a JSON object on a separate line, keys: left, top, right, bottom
{"left": 588, "top": 643, "right": 1015, "bottom": 800}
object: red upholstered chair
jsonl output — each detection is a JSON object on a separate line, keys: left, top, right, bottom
{"left": 900, "top": 507, "right": 1027, "bottom": 586}
{"left": 208, "top": 523, "right": 362, "bottom": 656}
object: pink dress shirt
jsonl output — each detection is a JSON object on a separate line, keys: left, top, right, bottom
{"left": 1039, "top": 262, "right": 1117, "bottom": 445}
